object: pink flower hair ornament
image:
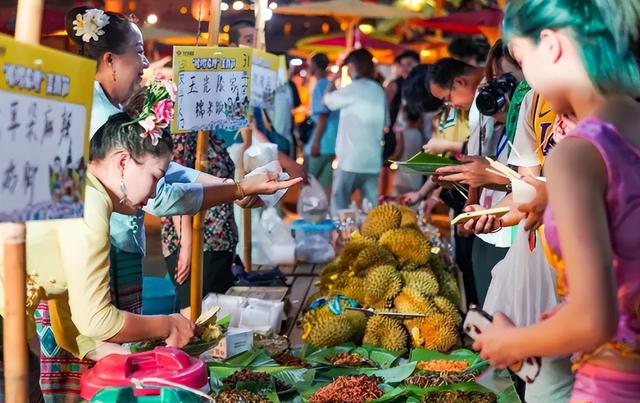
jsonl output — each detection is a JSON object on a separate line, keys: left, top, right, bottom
{"left": 122, "top": 79, "right": 176, "bottom": 146}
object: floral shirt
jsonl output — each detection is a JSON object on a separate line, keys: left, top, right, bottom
{"left": 160, "top": 133, "right": 238, "bottom": 256}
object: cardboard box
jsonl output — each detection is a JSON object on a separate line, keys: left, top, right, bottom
{"left": 210, "top": 327, "right": 253, "bottom": 359}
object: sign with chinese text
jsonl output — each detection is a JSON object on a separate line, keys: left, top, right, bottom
{"left": 172, "top": 46, "right": 251, "bottom": 137}
{"left": 0, "top": 34, "right": 95, "bottom": 222}
{"left": 250, "top": 49, "right": 279, "bottom": 109}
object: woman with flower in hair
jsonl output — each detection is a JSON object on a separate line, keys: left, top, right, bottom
{"left": 0, "top": 82, "right": 300, "bottom": 401}
{"left": 472, "top": 0, "right": 640, "bottom": 401}
{"left": 7, "top": 6, "right": 298, "bottom": 401}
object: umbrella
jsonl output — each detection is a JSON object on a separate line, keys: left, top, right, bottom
{"left": 296, "top": 28, "right": 405, "bottom": 53}
{"left": 411, "top": 7, "right": 503, "bottom": 35}
{"left": 276, "top": 0, "right": 422, "bottom": 53}
{"left": 275, "top": 0, "right": 423, "bottom": 19}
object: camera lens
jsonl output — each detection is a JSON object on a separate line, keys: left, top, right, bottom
{"left": 476, "top": 90, "right": 504, "bottom": 116}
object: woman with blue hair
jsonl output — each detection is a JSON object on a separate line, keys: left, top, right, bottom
{"left": 472, "top": 0, "right": 640, "bottom": 401}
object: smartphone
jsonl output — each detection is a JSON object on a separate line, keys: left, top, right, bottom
{"left": 463, "top": 304, "right": 542, "bottom": 384}
{"left": 451, "top": 207, "right": 511, "bottom": 225}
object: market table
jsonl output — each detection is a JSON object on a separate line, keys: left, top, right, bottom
{"left": 249, "top": 263, "right": 322, "bottom": 345}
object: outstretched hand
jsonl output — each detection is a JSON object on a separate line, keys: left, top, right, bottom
{"left": 240, "top": 172, "right": 303, "bottom": 196}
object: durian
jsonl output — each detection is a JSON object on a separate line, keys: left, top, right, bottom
{"left": 331, "top": 277, "right": 367, "bottom": 304}
{"left": 432, "top": 264, "right": 461, "bottom": 307}
{"left": 352, "top": 246, "right": 397, "bottom": 274}
{"left": 394, "top": 287, "right": 434, "bottom": 315}
{"left": 431, "top": 295, "right": 462, "bottom": 325}
{"left": 304, "top": 315, "right": 355, "bottom": 348}
{"left": 401, "top": 271, "right": 440, "bottom": 297}
{"left": 402, "top": 223, "right": 424, "bottom": 234}
{"left": 406, "top": 314, "right": 459, "bottom": 352}
{"left": 397, "top": 205, "right": 418, "bottom": 227}
{"left": 345, "top": 310, "right": 368, "bottom": 342}
{"left": 363, "top": 315, "right": 408, "bottom": 354}
{"left": 364, "top": 265, "right": 403, "bottom": 309}
{"left": 300, "top": 305, "right": 334, "bottom": 329}
{"left": 339, "top": 238, "right": 377, "bottom": 267}
{"left": 379, "top": 228, "right": 431, "bottom": 266}
{"left": 360, "top": 205, "right": 402, "bottom": 239}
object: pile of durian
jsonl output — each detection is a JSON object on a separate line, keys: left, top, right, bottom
{"left": 301, "top": 204, "right": 462, "bottom": 355}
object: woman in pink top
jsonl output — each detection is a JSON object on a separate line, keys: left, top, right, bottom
{"left": 473, "top": 1, "right": 640, "bottom": 401}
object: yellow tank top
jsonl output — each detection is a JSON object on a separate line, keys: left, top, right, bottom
{"left": 529, "top": 93, "right": 568, "bottom": 296}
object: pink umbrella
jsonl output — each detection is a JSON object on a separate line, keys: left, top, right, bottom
{"left": 411, "top": 7, "right": 503, "bottom": 35}
{"left": 299, "top": 28, "right": 405, "bottom": 52}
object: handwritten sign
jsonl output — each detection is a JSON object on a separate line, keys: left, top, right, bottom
{"left": 250, "top": 49, "right": 279, "bottom": 109}
{"left": 172, "top": 46, "right": 252, "bottom": 137}
{"left": 0, "top": 34, "right": 95, "bottom": 222}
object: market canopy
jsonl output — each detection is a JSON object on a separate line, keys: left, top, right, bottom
{"left": 411, "top": 7, "right": 503, "bottom": 35}
{"left": 275, "top": 0, "right": 423, "bottom": 20}
{"left": 296, "top": 28, "right": 405, "bottom": 53}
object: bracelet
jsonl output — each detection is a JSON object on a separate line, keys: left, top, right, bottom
{"left": 234, "top": 179, "right": 246, "bottom": 200}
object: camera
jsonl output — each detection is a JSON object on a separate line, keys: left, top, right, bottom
{"left": 475, "top": 73, "right": 519, "bottom": 116}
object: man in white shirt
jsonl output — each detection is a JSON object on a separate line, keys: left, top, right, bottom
{"left": 324, "top": 48, "right": 386, "bottom": 211}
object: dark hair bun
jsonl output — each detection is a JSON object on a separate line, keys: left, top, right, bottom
{"left": 64, "top": 7, "right": 135, "bottom": 64}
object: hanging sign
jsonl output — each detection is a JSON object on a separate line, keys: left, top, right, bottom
{"left": 0, "top": 34, "right": 95, "bottom": 222}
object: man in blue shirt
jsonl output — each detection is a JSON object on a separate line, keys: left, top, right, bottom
{"left": 305, "top": 53, "right": 339, "bottom": 190}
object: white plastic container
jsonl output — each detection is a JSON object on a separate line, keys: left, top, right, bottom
{"left": 291, "top": 219, "right": 336, "bottom": 263}
{"left": 238, "top": 298, "right": 285, "bottom": 335}
{"left": 202, "top": 293, "right": 246, "bottom": 328}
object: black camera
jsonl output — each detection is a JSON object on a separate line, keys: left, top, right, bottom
{"left": 475, "top": 73, "right": 519, "bottom": 116}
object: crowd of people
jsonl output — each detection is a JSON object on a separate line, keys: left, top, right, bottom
{"left": 1, "top": 0, "right": 639, "bottom": 402}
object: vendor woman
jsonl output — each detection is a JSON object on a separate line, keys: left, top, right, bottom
{"left": 0, "top": 6, "right": 299, "bottom": 401}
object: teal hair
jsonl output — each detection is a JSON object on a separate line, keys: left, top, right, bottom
{"left": 503, "top": 0, "right": 640, "bottom": 97}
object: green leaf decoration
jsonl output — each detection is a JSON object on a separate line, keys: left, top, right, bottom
{"left": 224, "top": 349, "right": 278, "bottom": 367}
{"left": 304, "top": 344, "right": 400, "bottom": 369}
{"left": 393, "top": 152, "right": 461, "bottom": 174}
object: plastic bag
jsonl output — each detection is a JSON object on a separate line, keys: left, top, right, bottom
{"left": 295, "top": 232, "right": 335, "bottom": 263}
{"left": 244, "top": 134, "right": 278, "bottom": 173}
{"left": 252, "top": 207, "right": 295, "bottom": 265}
{"left": 296, "top": 175, "right": 329, "bottom": 224}
{"left": 245, "top": 161, "right": 290, "bottom": 208}
{"left": 483, "top": 222, "right": 559, "bottom": 327}
{"left": 483, "top": 222, "right": 573, "bottom": 403}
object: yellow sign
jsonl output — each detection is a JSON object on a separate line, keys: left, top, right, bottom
{"left": 0, "top": 33, "right": 95, "bottom": 222}
{"left": 172, "top": 46, "right": 252, "bottom": 135}
{"left": 250, "top": 49, "right": 280, "bottom": 109}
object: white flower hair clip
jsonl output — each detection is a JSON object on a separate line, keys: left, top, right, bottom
{"left": 73, "top": 9, "right": 110, "bottom": 43}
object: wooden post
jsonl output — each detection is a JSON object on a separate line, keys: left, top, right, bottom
{"left": 190, "top": 0, "right": 221, "bottom": 322}
{"left": 2, "top": 224, "right": 28, "bottom": 403}
{"left": 239, "top": 128, "right": 252, "bottom": 271}
{"left": 435, "top": 0, "right": 444, "bottom": 39}
{"left": 3, "top": 1, "right": 44, "bottom": 400}
{"left": 255, "top": 0, "right": 268, "bottom": 51}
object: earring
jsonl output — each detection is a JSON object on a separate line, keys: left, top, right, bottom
{"left": 112, "top": 69, "right": 117, "bottom": 82}
{"left": 119, "top": 176, "right": 127, "bottom": 205}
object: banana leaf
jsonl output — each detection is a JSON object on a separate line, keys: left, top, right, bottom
{"left": 304, "top": 344, "right": 400, "bottom": 369}
{"left": 224, "top": 348, "right": 278, "bottom": 367}
{"left": 319, "top": 362, "right": 417, "bottom": 384}
{"left": 234, "top": 380, "right": 280, "bottom": 403}
{"left": 405, "top": 381, "right": 520, "bottom": 402}
{"left": 409, "top": 348, "right": 489, "bottom": 374}
{"left": 130, "top": 314, "right": 231, "bottom": 356}
{"left": 393, "top": 152, "right": 461, "bottom": 175}
{"left": 209, "top": 364, "right": 315, "bottom": 393}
